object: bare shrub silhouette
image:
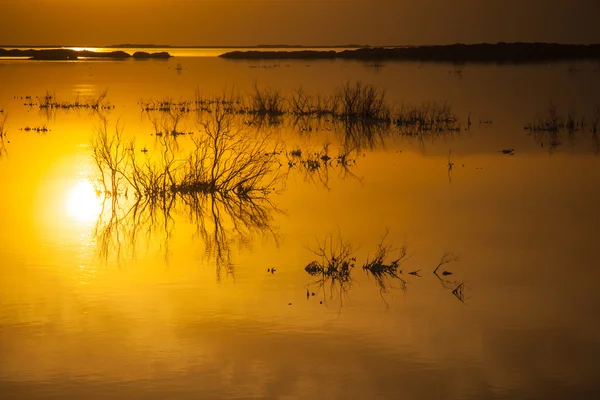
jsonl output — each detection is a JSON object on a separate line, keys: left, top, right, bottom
{"left": 362, "top": 230, "right": 410, "bottom": 303}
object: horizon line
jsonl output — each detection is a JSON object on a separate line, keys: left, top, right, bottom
{"left": 1, "top": 41, "right": 600, "bottom": 49}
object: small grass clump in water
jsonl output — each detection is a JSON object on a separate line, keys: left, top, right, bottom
{"left": 37, "top": 90, "right": 114, "bottom": 112}
{"left": 362, "top": 231, "right": 410, "bottom": 294}
{"left": 304, "top": 234, "right": 356, "bottom": 301}
{"left": 394, "top": 102, "right": 459, "bottom": 133}
{"left": 20, "top": 125, "right": 49, "bottom": 133}
{"left": 525, "top": 102, "right": 585, "bottom": 133}
{"left": 336, "top": 81, "right": 390, "bottom": 121}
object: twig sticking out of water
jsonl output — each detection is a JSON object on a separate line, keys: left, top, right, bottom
{"left": 432, "top": 252, "right": 468, "bottom": 303}
{"left": 433, "top": 252, "right": 460, "bottom": 275}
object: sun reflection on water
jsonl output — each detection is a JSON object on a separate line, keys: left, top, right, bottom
{"left": 65, "top": 180, "right": 103, "bottom": 223}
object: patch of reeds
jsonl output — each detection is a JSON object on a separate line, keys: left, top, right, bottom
{"left": 336, "top": 81, "right": 390, "bottom": 121}
{"left": 20, "top": 125, "right": 49, "bottom": 133}
{"left": 284, "top": 142, "right": 359, "bottom": 189}
{"left": 525, "top": 103, "right": 585, "bottom": 133}
{"left": 362, "top": 231, "right": 410, "bottom": 296}
{"left": 592, "top": 105, "right": 599, "bottom": 135}
{"left": 247, "top": 82, "right": 285, "bottom": 116}
{"left": 592, "top": 106, "right": 600, "bottom": 155}
{"left": 135, "top": 82, "right": 461, "bottom": 150}
{"left": 289, "top": 87, "right": 340, "bottom": 117}
{"left": 394, "top": 102, "right": 459, "bottom": 133}
{"left": 525, "top": 103, "right": 600, "bottom": 153}
{"left": 37, "top": 90, "right": 114, "bottom": 112}
{"left": 140, "top": 98, "right": 194, "bottom": 114}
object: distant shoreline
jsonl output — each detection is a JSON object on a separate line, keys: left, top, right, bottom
{"left": 0, "top": 44, "right": 369, "bottom": 49}
{"left": 0, "top": 48, "right": 172, "bottom": 60}
{"left": 219, "top": 43, "right": 600, "bottom": 63}
{"left": 3, "top": 43, "right": 600, "bottom": 63}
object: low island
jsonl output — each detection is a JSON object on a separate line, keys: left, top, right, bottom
{"left": 0, "top": 48, "right": 172, "bottom": 60}
{"left": 219, "top": 42, "right": 600, "bottom": 63}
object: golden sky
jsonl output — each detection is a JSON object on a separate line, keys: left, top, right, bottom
{"left": 1, "top": 0, "right": 599, "bottom": 46}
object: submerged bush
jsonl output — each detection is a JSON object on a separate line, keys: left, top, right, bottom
{"left": 91, "top": 103, "right": 282, "bottom": 201}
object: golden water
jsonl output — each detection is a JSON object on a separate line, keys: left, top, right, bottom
{"left": 1, "top": 56, "right": 599, "bottom": 399}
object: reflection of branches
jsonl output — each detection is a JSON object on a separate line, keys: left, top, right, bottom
{"left": 138, "top": 84, "right": 462, "bottom": 153}
{"left": 362, "top": 230, "right": 410, "bottom": 305}
{"left": 303, "top": 235, "right": 471, "bottom": 309}
{"left": 304, "top": 234, "right": 356, "bottom": 309}
{"left": 283, "top": 143, "right": 361, "bottom": 190}
{"left": 36, "top": 90, "right": 113, "bottom": 121}
{"left": 432, "top": 252, "right": 468, "bottom": 303}
{"left": 447, "top": 150, "right": 454, "bottom": 183}
{"left": 94, "top": 195, "right": 175, "bottom": 264}
{"left": 339, "top": 119, "right": 390, "bottom": 151}
{"left": 452, "top": 283, "right": 467, "bottom": 303}
{"left": 593, "top": 106, "right": 600, "bottom": 156}
{"left": 94, "top": 190, "right": 279, "bottom": 279}
{"left": 303, "top": 234, "right": 471, "bottom": 310}
{"left": 91, "top": 105, "right": 282, "bottom": 278}
{"left": 531, "top": 129, "right": 562, "bottom": 154}
{"left": 525, "top": 103, "right": 600, "bottom": 155}
{"left": 0, "top": 113, "right": 7, "bottom": 160}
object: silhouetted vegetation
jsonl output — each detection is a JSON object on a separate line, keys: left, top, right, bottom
{"left": 0, "top": 113, "right": 7, "bottom": 160}
{"left": 304, "top": 233, "right": 469, "bottom": 308}
{"left": 91, "top": 105, "right": 282, "bottom": 276}
{"left": 0, "top": 113, "right": 6, "bottom": 138}
{"left": 247, "top": 82, "right": 285, "bottom": 117}
{"left": 283, "top": 142, "right": 360, "bottom": 189}
{"left": 525, "top": 103, "right": 585, "bottom": 133}
{"left": 0, "top": 48, "right": 171, "bottom": 60}
{"left": 92, "top": 103, "right": 282, "bottom": 201}
{"left": 220, "top": 43, "right": 600, "bottom": 63}
{"left": 526, "top": 103, "right": 600, "bottom": 154}
{"left": 138, "top": 82, "right": 460, "bottom": 152}
{"left": 432, "top": 252, "right": 467, "bottom": 303}
{"left": 24, "top": 90, "right": 115, "bottom": 121}
{"left": 304, "top": 234, "right": 357, "bottom": 307}
{"left": 593, "top": 106, "right": 600, "bottom": 155}
{"left": 394, "top": 102, "right": 459, "bottom": 133}
{"left": 362, "top": 231, "right": 410, "bottom": 300}
{"left": 19, "top": 125, "right": 49, "bottom": 133}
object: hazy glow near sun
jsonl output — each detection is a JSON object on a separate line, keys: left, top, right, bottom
{"left": 66, "top": 180, "right": 102, "bottom": 223}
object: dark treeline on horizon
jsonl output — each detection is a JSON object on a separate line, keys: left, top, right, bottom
{"left": 220, "top": 42, "right": 600, "bottom": 63}
{"left": 2, "top": 42, "right": 600, "bottom": 63}
{"left": 0, "top": 48, "right": 171, "bottom": 60}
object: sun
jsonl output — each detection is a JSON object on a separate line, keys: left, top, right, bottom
{"left": 66, "top": 180, "right": 103, "bottom": 223}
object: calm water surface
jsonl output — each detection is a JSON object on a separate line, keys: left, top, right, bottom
{"left": 1, "top": 53, "right": 600, "bottom": 399}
